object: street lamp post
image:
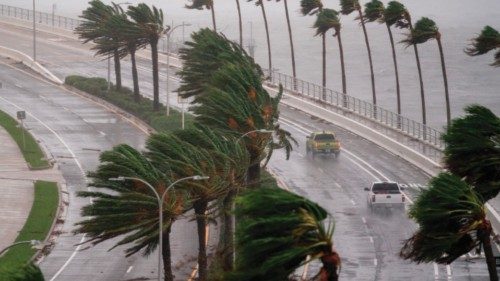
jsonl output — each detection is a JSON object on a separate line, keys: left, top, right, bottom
{"left": 32, "top": 0, "right": 36, "bottom": 61}
{"left": 0, "top": 240, "right": 46, "bottom": 256}
{"left": 165, "top": 22, "right": 191, "bottom": 116}
{"left": 109, "top": 175, "right": 208, "bottom": 281}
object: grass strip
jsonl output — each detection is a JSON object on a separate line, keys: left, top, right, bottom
{"left": 65, "top": 75, "right": 194, "bottom": 132}
{"left": 0, "top": 110, "right": 49, "bottom": 169}
{"left": 0, "top": 181, "right": 59, "bottom": 269}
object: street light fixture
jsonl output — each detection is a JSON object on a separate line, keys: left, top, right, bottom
{"left": 236, "top": 129, "right": 274, "bottom": 143}
{"left": 165, "top": 22, "right": 191, "bottom": 116}
{"left": 109, "top": 174, "right": 208, "bottom": 281}
{"left": 0, "top": 240, "right": 48, "bottom": 256}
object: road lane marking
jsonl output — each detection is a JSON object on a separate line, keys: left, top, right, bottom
{"left": 361, "top": 217, "right": 367, "bottom": 224}
{"left": 374, "top": 258, "right": 377, "bottom": 266}
{"left": 351, "top": 199, "right": 356, "bottom": 206}
{"left": 369, "top": 236, "right": 374, "bottom": 243}
{"left": 434, "top": 263, "right": 439, "bottom": 280}
{"left": 318, "top": 167, "right": 324, "bottom": 174}
{"left": 126, "top": 266, "right": 133, "bottom": 274}
{"left": 447, "top": 265, "right": 452, "bottom": 280}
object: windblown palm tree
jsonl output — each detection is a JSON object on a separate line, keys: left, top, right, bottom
{"left": 465, "top": 26, "right": 500, "bottom": 67}
{"left": 272, "top": 0, "right": 297, "bottom": 87}
{"left": 384, "top": 1, "right": 427, "bottom": 131}
{"left": 185, "top": 0, "right": 217, "bottom": 31}
{"left": 300, "top": 0, "right": 326, "bottom": 89}
{"left": 0, "top": 263, "right": 45, "bottom": 281}
{"left": 127, "top": 4, "right": 165, "bottom": 111}
{"left": 314, "top": 8, "right": 346, "bottom": 101}
{"left": 228, "top": 187, "right": 340, "bottom": 281}
{"left": 94, "top": 12, "right": 148, "bottom": 101}
{"left": 147, "top": 126, "right": 246, "bottom": 281}
{"left": 402, "top": 17, "right": 451, "bottom": 126}
{"left": 364, "top": 0, "right": 403, "bottom": 125}
{"left": 340, "top": 0, "right": 376, "bottom": 113}
{"left": 177, "top": 29, "right": 295, "bottom": 186}
{"left": 248, "top": 0, "right": 273, "bottom": 75}
{"left": 401, "top": 173, "right": 498, "bottom": 281}
{"left": 442, "top": 105, "right": 500, "bottom": 202}
{"left": 76, "top": 0, "right": 123, "bottom": 90}
{"left": 74, "top": 144, "right": 185, "bottom": 281}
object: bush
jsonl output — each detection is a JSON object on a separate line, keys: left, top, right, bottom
{"left": 65, "top": 75, "right": 194, "bottom": 132}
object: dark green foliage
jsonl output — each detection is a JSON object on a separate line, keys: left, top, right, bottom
{"left": 65, "top": 75, "right": 193, "bottom": 132}
{"left": 300, "top": 0, "right": 323, "bottom": 15}
{"left": 177, "top": 28, "right": 261, "bottom": 99}
{"left": 442, "top": 105, "right": 500, "bottom": 202}
{"left": 126, "top": 4, "right": 164, "bottom": 43}
{"left": 384, "top": 1, "right": 410, "bottom": 28}
{"left": 401, "top": 173, "right": 486, "bottom": 264}
{"left": 185, "top": 0, "right": 213, "bottom": 10}
{"left": 465, "top": 26, "right": 500, "bottom": 67}
{"left": 401, "top": 17, "right": 438, "bottom": 45}
{"left": 0, "top": 264, "right": 45, "bottom": 281}
{"left": 363, "top": 0, "right": 384, "bottom": 23}
{"left": 314, "top": 9, "right": 341, "bottom": 36}
{"left": 75, "top": 0, "right": 117, "bottom": 43}
{"left": 339, "top": 0, "right": 360, "bottom": 15}
{"left": 228, "top": 187, "right": 337, "bottom": 281}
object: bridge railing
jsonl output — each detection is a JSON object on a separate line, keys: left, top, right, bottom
{"left": 0, "top": 4, "right": 84, "bottom": 30}
{"left": 266, "top": 70, "right": 444, "bottom": 151}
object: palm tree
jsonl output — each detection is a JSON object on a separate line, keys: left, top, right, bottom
{"left": 0, "top": 263, "right": 45, "bottom": 281}
{"left": 402, "top": 17, "right": 451, "bottom": 126}
{"left": 271, "top": 0, "right": 297, "bottom": 88}
{"left": 314, "top": 8, "right": 346, "bottom": 102}
{"left": 400, "top": 173, "right": 498, "bottom": 281}
{"left": 340, "top": 0, "right": 376, "bottom": 115}
{"left": 76, "top": 0, "right": 123, "bottom": 90}
{"left": 127, "top": 4, "right": 165, "bottom": 111}
{"left": 442, "top": 105, "right": 500, "bottom": 202}
{"left": 300, "top": 0, "right": 325, "bottom": 89}
{"left": 235, "top": 0, "right": 243, "bottom": 46}
{"left": 248, "top": 0, "right": 273, "bottom": 75}
{"left": 73, "top": 144, "right": 185, "bottom": 281}
{"left": 385, "top": 1, "right": 427, "bottom": 131}
{"left": 228, "top": 187, "right": 340, "bottom": 281}
{"left": 185, "top": 0, "right": 217, "bottom": 31}
{"left": 465, "top": 26, "right": 500, "bottom": 67}
{"left": 94, "top": 12, "right": 148, "bottom": 102}
{"left": 146, "top": 128, "right": 240, "bottom": 281}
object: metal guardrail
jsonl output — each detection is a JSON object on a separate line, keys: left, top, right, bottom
{"left": 265, "top": 70, "right": 444, "bottom": 151}
{"left": 0, "top": 4, "right": 83, "bottom": 30}
{"left": 0, "top": 3, "right": 444, "bottom": 160}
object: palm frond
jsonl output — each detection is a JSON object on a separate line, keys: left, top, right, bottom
{"left": 185, "top": 0, "right": 213, "bottom": 10}
{"left": 384, "top": 1, "right": 410, "bottom": 28}
{"left": 363, "top": 0, "right": 384, "bottom": 23}
{"left": 465, "top": 26, "right": 500, "bottom": 67}
{"left": 400, "top": 17, "right": 438, "bottom": 46}
{"left": 339, "top": 0, "right": 360, "bottom": 16}
{"left": 314, "top": 8, "right": 341, "bottom": 37}
{"left": 299, "top": 0, "right": 323, "bottom": 16}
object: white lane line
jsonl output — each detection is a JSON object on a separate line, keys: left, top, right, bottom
{"left": 351, "top": 199, "right": 356, "bottom": 206}
{"left": 99, "top": 131, "right": 106, "bottom": 136}
{"left": 126, "top": 266, "right": 133, "bottom": 274}
{"left": 361, "top": 217, "right": 367, "bottom": 224}
{"left": 374, "top": 258, "right": 378, "bottom": 266}
{"left": 318, "top": 167, "right": 324, "bottom": 174}
{"left": 0, "top": 96, "right": 90, "bottom": 281}
{"left": 297, "top": 152, "right": 304, "bottom": 158}
{"left": 434, "top": 263, "right": 439, "bottom": 280}
{"left": 447, "top": 265, "right": 452, "bottom": 280}
{"left": 369, "top": 236, "right": 374, "bottom": 243}
{"left": 334, "top": 182, "right": 341, "bottom": 189}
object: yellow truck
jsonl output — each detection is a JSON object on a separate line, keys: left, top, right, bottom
{"left": 306, "top": 131, "right": 341, "bottom": 158}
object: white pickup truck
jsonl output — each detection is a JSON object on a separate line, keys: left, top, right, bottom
{"left": 365, "top": 182, "right": 405, "bottom": 210}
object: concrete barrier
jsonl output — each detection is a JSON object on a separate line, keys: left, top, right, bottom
{"left": 0, "top": 45, "right": 63, "bottom": 85}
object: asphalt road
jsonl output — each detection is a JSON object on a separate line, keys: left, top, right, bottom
{"left": 0, "top": 21, "right": 493, "bottom": 280}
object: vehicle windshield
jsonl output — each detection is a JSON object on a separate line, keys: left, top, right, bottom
{"left": 372, "top": 183, "right": 400, "bottom": 194}
{"left": 314, "top": 134, "right": 335, "bottom": 141}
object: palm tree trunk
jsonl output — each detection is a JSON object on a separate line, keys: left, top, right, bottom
{"left": 337, "top": 32, "right": 347, "bottom": 108}
{"left": 235, "top": 0, "right": 243, "bottom": 46}
{"left": 150, "top": 40, "right": 160, "bottom": 111}
{"left": 130, "top": 48, "right": 140, "bottom": 102}
{"left": 217, "top": 190, "right": 235, "bottom": 271}
{"left": 357, "top": 9, "right": 376, "bottom": 117}
{"left": 479, "top": 227, "right": 499, "bottom": 281}
{"left": 320, "top": 251, "right": 341, "bottom": 281}
{"left": 247, "top": 162, "right": 261, "bottom": 188}
{"left": 162, "top": 225, "right": 174, "bottom": 281}
{"left": 322, "top": 33, "right": 326, "bottom": 100}
{"left": 386, "top": 24, "right": 401, "bottom": 128}
{"left": 409, "top": 22, "right": 427, "bottom": 132}
{"left": 194, "top": 201, "right": 209, "bottom": 281}
{"left": 283, "top": 0, "right": 297, "bottom": 90}
{"left": 113, "top": 49, "right": 122, "bottom": 90}
{"left": 210, "top": 3, "right": 217, "bottom": 32}
{"left": 259, "top": 0, "right": 272, "bottom": 75}
{"left": 436, "top": 34, "right": 451, "bottom": 127}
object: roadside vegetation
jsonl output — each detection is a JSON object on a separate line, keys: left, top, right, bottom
{"left": 0, "top": 110, "right": 49, "bottom": 169}
{"left": 0, "top": 181, "right": 58, "bottom": 281}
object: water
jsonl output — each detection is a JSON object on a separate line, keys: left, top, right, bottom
{"left": 1, "top": 0, "right": 499, "bottom": 129}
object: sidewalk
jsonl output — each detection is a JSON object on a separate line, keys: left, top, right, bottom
{"left": 0, "top": 125, "right": 63, "bottom": 252}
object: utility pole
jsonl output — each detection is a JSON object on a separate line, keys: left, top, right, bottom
{"left": 32, "top": 0, "right": 36, "bottom": 61}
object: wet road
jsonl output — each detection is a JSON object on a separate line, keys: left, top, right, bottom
{"left": 0, "top": 21, "right": 493, "bottom": 280}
